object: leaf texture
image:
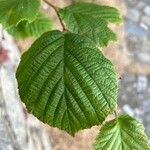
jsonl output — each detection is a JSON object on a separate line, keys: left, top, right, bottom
{"left": 0, "top": 0, "right": 40, "bottom": 27}
{"left": 59, "top": 2, "right": 122, "bottom": 47}
{"left": 16, "top": 30, "right": 117, "bottom": 135}
{"left": 7, "top": 14, "right": 53, "bottom": 39}
{"left": 94, "top": 115, "right": 150, "bottom": 150}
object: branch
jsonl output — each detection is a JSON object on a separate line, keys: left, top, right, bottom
{"left": 70, "top": 0, "right": 76, "bottom": 4}
{"left": 43, "top": 0, "right": 67, "bottom": 32}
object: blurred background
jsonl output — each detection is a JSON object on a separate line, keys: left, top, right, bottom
{"left": 0, "top": 0, "right": 150, "bottom": 149}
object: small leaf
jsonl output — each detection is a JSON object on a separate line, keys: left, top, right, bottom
{"left": 94, "top": 115, "right": 150, "bottom": 150}
{"left": 59, "top": 2, "right": 122, "bottom": 47}
{"left": 7, "top": 14, "right": 53, "bottom": 39}
{"left": 0, "top": 0, "right": 40, "bottom": 27}
{"left": 7, "top": 21, "right": 29, "bottom": 39}
{"left": 16, "top": 30, "right": 118, "bottom": 135}
{"left": 25, "top": 14, "right": 53, "bottom": 38}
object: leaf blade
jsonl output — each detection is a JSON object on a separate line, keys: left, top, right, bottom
{"left": 94, "top": 115, "right": 150, "bottom": 150}
{"left": 7, "top": 14, "right": 53, "bottom": 39}
{"left": 0, "top": 0, "right": 40, "bottom": 27}
{"left": 59, "top": 2, "right": 122, "bottom": 47}
{"left": 16, "top": 30, "right": 118, "bottom": 135}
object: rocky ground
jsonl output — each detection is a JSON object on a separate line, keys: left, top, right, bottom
{"left": 119, "top": 0, "right": 150, "bottom": 139}
{"left": 125, "top": 0, "right": 150, "bottom": 73}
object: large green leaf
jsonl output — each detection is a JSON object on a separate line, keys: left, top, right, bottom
{"left": 7, "top": 14, "right": 53, "bottom": 39}
{"left": 0, "top": 0, "right": 40, "bottom": 28}
{"left": 94, "top": 115, "right": 150, "bottom": 150}
{"left": 16, "top": 30, "right": 117, "bottom": 135}
{"left": 59, "top": 2, "right": 122, "bottom": 47}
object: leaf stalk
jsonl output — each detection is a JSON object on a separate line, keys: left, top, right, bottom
{"left": 43, "top": 0, "right": 67, "bottom": 32}
{"left": 114, "top": 110, "right": 118, "bottom": 119}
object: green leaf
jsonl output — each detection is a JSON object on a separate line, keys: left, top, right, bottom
{"left": 94, "top": 115, "right": 150, "bottom": 150}
{"left": 7, "top": 21, "right": 28, "bottom": 39}
{"left": 0, "top": 0, "right": 40, "bottom": 28}
{"left": 59, "top": 2, "right": 122, "bottom": 47}
{"left": 16, "top": 30, "right": 117, "bottom": 135}
{"left": 7, "top": 14, "right": 53, "bottom": 39}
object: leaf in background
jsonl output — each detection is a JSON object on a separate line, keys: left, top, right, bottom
{"left": 7, "top": 21, "right": 29, "bottom": 39}
{"left": 94, "top": 115, "right": 150, "bottom": 150}
{"left": 7, "top": 14, "right": 53, "bottom": 39}
{"left": 0, "top": 0, "right": 40, "bottom": 28}
{"left": 16, "top": 30, "right": 118, "bottom": 135}
{"left": 59, "top": 3, "right": 122, "bottom": 47}
{"left": 25, "top": 14, "right": 53, "bottom": 38}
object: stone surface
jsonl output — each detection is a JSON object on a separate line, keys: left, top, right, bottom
{"left": 136, "top": 52, "right": 150, "bottom": 64}
{"left": 125, "top": 0, "right": 150, "bottom": 73}
{"left": 136, "top": 1, "right": 146, "bottom": 10}
{"left": 144, "top": 6, "right": 150, "bottom": 16}
{"left": 119, "top": 74, "right": 150, "bottom": 139}
{"left": 120, "top": 0, "right": 150, "bottom": 140}
{"left": 127, "top": 9, "right": 140, "bottom": 22}
{"left": 126, "top": 0, "right": 138, "bottom": 7}
{"left": 141, "top": 16, "right": 150, "bottom": 27}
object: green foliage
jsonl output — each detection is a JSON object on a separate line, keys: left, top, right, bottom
{"left": 94, "top": 115, "right": 150, "bottom": 150}
{"left": 0, "top": 0, "right": 149, "bottom": 148}
{"left": 0, "top": 0, "right": 40, "bottom": 28}
{"left": 16, "top": 30, "right": 117, "bottom": 135}
{"left": 7, "top": 14, "right": 53, "bottom": 39}
{"left": 59, "top": 3, "right": 122, "bottom": 47}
